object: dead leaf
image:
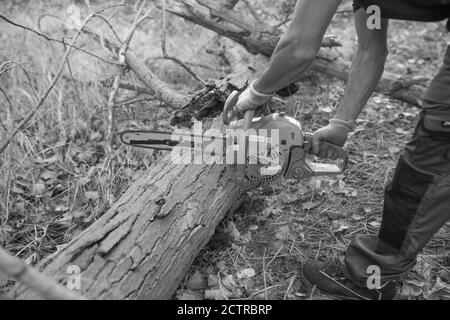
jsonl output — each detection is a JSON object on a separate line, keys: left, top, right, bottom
{"left": 236, "top": 268, "right": 256, "bottom": 280}
{"left": 280, "top": 192, "right": 297, "bottom": 204}
{"left": 225, "top": 221, "right": 241, "bottom": 242}
{"left": 84, "top": 191, "right": 99, "bottom": 201}
{"left": 216, "top": 261, "right": 227, "bottom": 272}
{"left": 302, "top": 201, "right": 321, "bottom": 211}
{"left": 55, "top": 204, "right": 69, "bottom": 212}
{"left": 368, "top": 221, "right": 381, "bottom": 228}
{"left": 207, "top": 274, "right": 220, "bottom": 288}
{"left": 400, "top": 282, "right": 423, "bottom": 297}
{"left": 332, "top": 220, "right": 350, "bottom": 233}
{"left": 240, "top": 231, "right": 252, "bottom": 244}
{"left": 308, "top": 178, "right": 322, "bottom": 191}
{"left": 388, "top": 146, "right": 401, "bottom": 156}
{"left": 36, "top": 155, "right": 59, "bottom": 165}
{"left": 395, "top": 128, "right": 409, "bottom": 135}
{"left": 78, "top": 176, "right": 90, "bottom": 186}
{"left": 351, "top": 214, "right": 364, "bottom": 221}
{"left": 275, "top": 225, "right": 291, "bottom": 241}
{"left": 221, "top": 274, "right": 237, "bottom": 291}
{"left": 186, "top": 270, "right": 205, "bottom": 290}
{"left": 239, "top": 278, "right": 256, "bottom": 292}
{"left": 90, "top": 131, "right": 103, "bottom": 142}
{"left": 40, "top": 169, "right": 58, "bottom": 182}
{"left": 362, "top": 205, "right": 373, "bottom": 214}
{"left": 318, "top": 106, "right": 333, "bottom": 113}
{"left": 31, "top": 182, "right": 46, "bottom": 196}
{"left": 176, "top": 289, "right": 202, "bottom": 300}
{"left": 204, "top": 288, "right": 233, "bottom": 300}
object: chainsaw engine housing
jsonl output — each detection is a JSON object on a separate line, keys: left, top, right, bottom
{"left": 226, "top": 113, "right": 304, "bottom": 184}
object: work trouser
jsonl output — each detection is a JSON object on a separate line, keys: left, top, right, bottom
{"left": 344, "top": 44, "right": 450, "bottom": 286}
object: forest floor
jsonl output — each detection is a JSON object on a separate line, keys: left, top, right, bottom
{"left": 1, "top": 0, "right": 449, "bottom": 300}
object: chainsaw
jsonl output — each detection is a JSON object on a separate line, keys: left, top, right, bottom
{"left": 119, "top": 91, "right": 348, "bottom": 186}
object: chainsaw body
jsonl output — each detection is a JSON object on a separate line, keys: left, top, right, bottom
{"left": 225, "top": 112, "right": 346, "bottom": 186}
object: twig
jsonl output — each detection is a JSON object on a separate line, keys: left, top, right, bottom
{"left": 116, "top": 96, "right": 154, "bottom": 106}
{"left": 262, "top": 248, "right": 268, "bottom": 300}
{"left": 0, "top": 61, "right": 30, "bottom": 76}
{"left": 19, "top": 67, "right": 39, "bottom": 100}
{"left": 283, "top": 275, "right": 296, "bottom": 300}
{"left": 0, "top": 246, "right": 85, "bottom": 300}
{"left": 241, "top": 0, "right": 262, "bottom": 23}
{"left": 160, "top": 0, "right": 207, "bottom": 86}
{"left": 106, "top": 71, "right": 123, "bottom": 150}
{"left": 0, "top": 4, "right": 123, "bottom": 155}
{"left": 0, "top": 87, "right": 14, "bottom": 113}
{"left": 5, "top": 13, "right": 121, "bottom": 66}
{"left": 94, "top": 14, "right": 123, "bottom": 44}
{"left": 119, "top": 81, "right": 152, "bottom": 94}
{"left": 106, "top": 1, "right": 152, "bottom": 150}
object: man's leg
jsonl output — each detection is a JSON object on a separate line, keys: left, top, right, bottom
{"left": 345, "top": 44, "right": 450, "bottom": 287}
{"left": 302, "top": 45, "right": 450, "bottom": 299}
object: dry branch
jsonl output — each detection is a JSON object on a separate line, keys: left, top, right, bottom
{"left": 0, "top": 247, "right": 85, "bottom": 300}
{"left": 81, "top": 27, "right": 188, "bottom": 107}
{"left": 160, "top": 0, "right": 207, "bottom": 86}
{"left": 106, "top": 2, "right": 153, "bottom": 149}
{"left": 0, "top": 5, "right": 123, "bottom": 155}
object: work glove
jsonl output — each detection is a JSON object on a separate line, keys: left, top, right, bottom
{"left": 235, "top": 80, "right": 273, "bottom": 113}
{"left": 312, "top": 119, "right": 354, "bottom": 159}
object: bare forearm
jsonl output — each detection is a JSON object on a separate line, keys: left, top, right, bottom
{"left": 334, "top": 10, "right": 389, "bottom": 122}
{"left": 252, "top": 0, "right": 342, "bottom": 94}
{"left": 254, "top": 40, "right": 314, "bottom": 93}
{"left": 335, "top": 47, "right": 387, "bottom": 122}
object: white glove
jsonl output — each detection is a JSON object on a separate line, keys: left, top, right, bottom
{"left": 235, "top": 80, "right": 273, "bottom": 112}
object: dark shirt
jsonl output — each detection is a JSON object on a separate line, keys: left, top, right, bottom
{"left": 353, "top": 0, "right": 450, "bottom": 26}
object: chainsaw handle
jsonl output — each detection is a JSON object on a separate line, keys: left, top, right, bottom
{"left": 319, "top": 140, "right": 349, "bottom": 164}
{"left": 223, "top": 90, "right": 255, "bottom": 130}
{"left": 223, "top": 90, "right": 239, "bottom": 125}
{"left": 304, "top": 132, "right": 348, "bottom": 162}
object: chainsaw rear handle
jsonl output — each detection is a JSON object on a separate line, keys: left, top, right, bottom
{"left": 223, "top": 90, "right": 254, "bottom": 130}
{"left": 304, "top": 132, "right": 348, "bottom": 160}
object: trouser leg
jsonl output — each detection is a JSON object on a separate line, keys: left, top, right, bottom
{"left": 343, "top": 45, "right": 450, "bottom": 287}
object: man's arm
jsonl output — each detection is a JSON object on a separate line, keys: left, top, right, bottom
{"left": 234, "top": 0, "right": 342, "bottom": 112}
{"left": 313, "top": 8, "right": 389, "bottom": 157}
{"left": 254, "top": 0, "right": 342, "bottom": 94}
{"left": 334, "top": 9, "right": 389, "bottom": 122}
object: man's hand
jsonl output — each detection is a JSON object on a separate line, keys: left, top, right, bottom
{"left": 235, "top": 80, "right": 273, "bottom": 113}
{"left": 312, "top": 119, "right": 353, "bottom": 159}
